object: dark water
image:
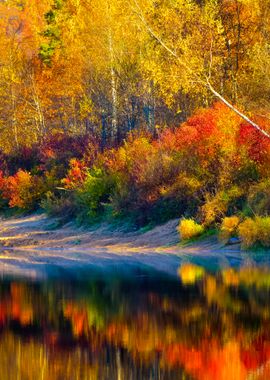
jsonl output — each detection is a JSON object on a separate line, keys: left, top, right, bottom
{"left": 1, "top": 263, "right": 270, "bottom": 380}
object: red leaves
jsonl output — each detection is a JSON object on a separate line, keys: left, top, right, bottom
{"left": 62, "top": 158, "right": 87, "bottom": 190}
{"left": 38, "top": 133, "right": 99, "bottom": 173}
{"left": 160, "top": 103, "right": 270, "bottom": 170}
{"left": 238, "top": 122, "right": 270, "bottom": 163}
{"left": 159, "top": 103, "right": 223, "bottom": 156}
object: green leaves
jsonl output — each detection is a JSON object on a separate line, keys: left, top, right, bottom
{"left": 39, "top": 0, "right": 65, "bottom": 65}
{"left": 39, "top": 40, "right": 60, "bottom": 66}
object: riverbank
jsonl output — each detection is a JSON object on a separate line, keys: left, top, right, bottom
{"left": 0, "top": 214, "right": 267, "bottom": 279}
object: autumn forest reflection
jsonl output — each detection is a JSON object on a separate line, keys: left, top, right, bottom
{"left": 1, "top": 265, "right": 270, "bottom": 379}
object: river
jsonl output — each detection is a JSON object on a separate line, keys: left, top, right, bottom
{"left": 0, "top": 260, "right": 270, "bottom": 379}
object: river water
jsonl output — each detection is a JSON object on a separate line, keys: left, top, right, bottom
{"left": 0, "top": 261, "right": 270, "bottom": 380}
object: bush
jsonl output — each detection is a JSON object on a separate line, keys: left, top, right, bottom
{"left": 38, "top": 133, "right": 99, "bottom": 179}
{"left": 256, "top": 216, "right": 270, "bottom": 247}
{"left": 238, "top": 122, "right": 270, "bottom": 164}
{"left": 238, "top": 218, "right": 258, "bottom": 249}
{"left": 0, "top": 170, "right": 47, "bottom": 210}
{"left": 219, "top": 216, "right": 240, "bottom": 243}
{"left": 238, "top": 216, "right": 270, "bottom": 249}
{"left": 75, "top": 168, "right": 116, "bottom": 220}
{"left": 6, "top": 145, "right": 39, "bottom": 175}
{"left": 105, "top": 133, "right": 204, "bottom": 225}
{"left": 201, "top": 186, "right": 244, "bottom": 227}
{"left": 0, "top": 103, "right": 269, "bottom": 227}
{"left": 41, "top": 191, "right": 78, "bottom": 221}
{"left": 62, "top": 158, "right": 87, "bottom": 190}
{"left": 178, "top": 219, "right": 204, "bottom": 240}
{"left": 247, "top": 179, "right": 270, "bottom": 216}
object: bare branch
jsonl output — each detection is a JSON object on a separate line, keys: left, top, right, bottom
{"left": 206, "top": 79, "right": 270, "bottom": 139}
{"left": 132, "top": 0, "right": 178, "bottom": 58}
{"left": 132, "top": 0, "right": 270, "bottom": 139}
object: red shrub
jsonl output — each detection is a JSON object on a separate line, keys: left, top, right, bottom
{"left": 62, "top": 159, "right": 88, "bottom": 190}
{"left": 158, "top": 103, "right": 228, "bottom": 156}
{"left": 238, "top": 122, "right": 270, "bottom": 163}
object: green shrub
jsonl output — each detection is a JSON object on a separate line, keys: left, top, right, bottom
{"left": 75, "top": 167, "right": 116, "bottom": 220}
{"left": 178, "top": 219, "right": 204, "bottom": 240}
{"left": 41, "top": 191, "right": 78, "bottom": 221}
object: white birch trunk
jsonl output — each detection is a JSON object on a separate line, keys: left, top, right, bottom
{"left": 109, "top": 30, "right": 118, "bottom": 141}
{"left": 133, "top": 0, "right": 270, "bottom": 139}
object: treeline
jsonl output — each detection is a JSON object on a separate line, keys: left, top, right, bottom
{"left": 0, "top": 0, "right": 270, "bottom": 150}
{"left": 1, "top": 1, "right": 270, "bottom": 240}
{"left": 0, "top": 102, "right": 269, "bottom": 233}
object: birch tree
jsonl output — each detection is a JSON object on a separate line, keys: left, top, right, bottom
{"left": 133, "top": 0, "right": 270, "bottom": 138}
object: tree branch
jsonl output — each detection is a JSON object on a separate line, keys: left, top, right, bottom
{"left": 133, "top": 0, "right": 270, "bottom": 139}
{"left": 206, "top": 80, "right": 270, "bottom": 139}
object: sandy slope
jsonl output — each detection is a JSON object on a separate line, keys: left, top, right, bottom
{"left": 0, "top": 214, "right": 264, "bottom": 279}
{"left": 0, "top": 214, "right": 180, "bottom": 249}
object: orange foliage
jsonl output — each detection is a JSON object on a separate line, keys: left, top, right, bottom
{"left": 105, "top": 135, "right": 157, "bottom": 185}
{"left": 0, "top": 169, "right": 44, "bottom": 209}
{"left": 158, "top": 103, "right": 233, "bottom": 155}
{"left": 62, "top": 159, "right": 87, "bottom": 190}
{"left": 241, "top": 339, "right": 270, "bottom": 371}
{"left": 165, "top": 340, "right": 247, "bottom": 380}
{"left": 0, "top": 101, "right": 270, "bottom": 224}
{"left": 0, "top": 284, "right": 33, "bottom": 327}
{"left": 64, "top": 303, "right": 89, "bottom": 337}
{"left": 4, "top": 170, "right": 32, "bottom": 208}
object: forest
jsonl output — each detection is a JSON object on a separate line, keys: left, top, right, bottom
{"left": 1, "top": 0, "right": 270, "bottom": 248}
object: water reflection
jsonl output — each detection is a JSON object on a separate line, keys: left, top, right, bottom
{"left": 0, "top": 266, "right": 270, "bottom": 379}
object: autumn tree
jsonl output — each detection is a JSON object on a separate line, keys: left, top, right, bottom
{"left": 132, "top": 0, "right": 270, "bottom": 138}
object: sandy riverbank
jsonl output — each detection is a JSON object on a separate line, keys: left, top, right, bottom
{"left": 0, "top": 214, "right": 265, "bottom": 279}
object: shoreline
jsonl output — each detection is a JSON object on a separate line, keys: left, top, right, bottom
{"left": 0, "top": 214, "right": 268, "bottom": 279}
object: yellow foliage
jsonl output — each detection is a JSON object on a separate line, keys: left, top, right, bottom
{"left": 222, "top": 269, "right": 239, "bottom": 287}
{"left": 219, "top": 216, "right": 240, "bottom": 243}
{"left": 178, "top": 219, "right": 204, "bottom": 240}
{"left": 178, "top": 264, "right": 205, "bottom": 285}
{"left": 238, "top": 216, "right": 270, "bottom": 249}
{"left": 238, "top": 218, "right": 259, "bottom": 248}
{"left": 258, "top": 217, "right": 270, "bottom": 247}
{"left": 202, "top": 187, "right": 244, "bottom": 227}
{"left": 204, "top": 275, "right": 217, "bottom": 302}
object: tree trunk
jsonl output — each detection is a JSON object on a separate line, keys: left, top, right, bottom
{"left": 109, "top": 30, "right": 118, "bottom": 142}
{"left": 11, "top": 85, "right": 19, "bottom": 149}
{"left": 31, "top": 73, "right": 46, "bottom": 138}
{"left": 133, "top": 0, "right": 270, "bottom": 139}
